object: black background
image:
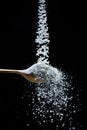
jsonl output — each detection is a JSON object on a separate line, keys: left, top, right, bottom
{"left": 0, "top": 0, "right": 87, "bottom": 130}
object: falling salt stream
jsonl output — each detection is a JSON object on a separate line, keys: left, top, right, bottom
{"left": 35, "top": 0, "right": 50, "bottom": 64}
{"left": 25, "top": 0, "right": 82, "bottom": 129}
{"left": 27, "top": 0, "right": 77, "bottom": 129}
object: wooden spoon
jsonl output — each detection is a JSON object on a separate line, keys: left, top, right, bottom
{"left": 0, "top": 68, "right": 43, "bottom": 83}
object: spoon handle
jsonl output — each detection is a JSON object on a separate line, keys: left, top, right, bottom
{"left": 0, "top": 69, "right": 21, "bottom": 74}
